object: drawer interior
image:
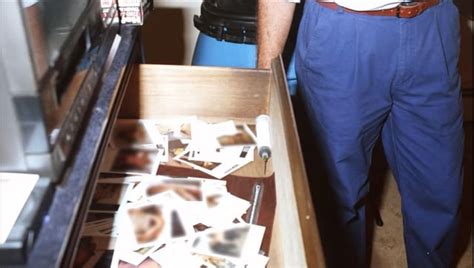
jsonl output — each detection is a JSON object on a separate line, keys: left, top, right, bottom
{"left": 106, "top": 60, "right": 323, "bottom": 267}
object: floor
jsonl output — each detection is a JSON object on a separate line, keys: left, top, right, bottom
{"left": 293, "top": 95, "right": 473, "bottom": 267}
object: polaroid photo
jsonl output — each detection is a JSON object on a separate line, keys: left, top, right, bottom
{"left": 151, "top": 178, "right": 204, "bottom": 202}
{"left": 246, "top": 254, "right": 270, "bottom": 268}
{"left": 190, "top": 224, "right": 265, "bottom": 264}
{"left": 217, "top": 157, "right": 253, "bottom": 179}
{"left": 188, "top": 177, "right": 227, "bottom": 187}
{"left": 146, "top": 189, "right": 186, "bottom": 204}
{"left": 123, "top": 178, "right": 164, "bottom": 203}
{"left": 119, "top": 248, "right": 159, "bottom": 267}
{"left": 210, "top": 157, "right": 253, "bottom": 180}
{"left": 217, "top": 124, "right": 257, "bottom": 147}
{"left": 193, "top": 253, "right": 243, "bottom": 268}
{"left": 173, "top": 121, "right": 193, "bottom": 141}
{"left": 149, "top": 116, "right": 196, "bottom": 141}
{"left": 145, "top": 178, "right": 208, "bottom": 223}
{"left": 200, "top": 183, "right": 228, "bottom": 206}
{"left": 189, "top": 145, "right": 255, "bottom": 163}
{"left": 101, "top": 147, "right": 162, "bottom": 175}
{"left": 204, "top": 191, "right": 226, "bottom": 210}
{"left": 150, "top": 241, "right": 201, "bottom": 267}
{"left": 98, "top": 174, "right": 148, "bottom": 184}
{"left": 110, "top": 119, "right": 156, "bottom": 148}
{"left": 125, "top": 176, "right": 203, "bottom": 203}
{"left": 169, "top": 207, "right": 196, "bottom": 241}
{"left": 168, "top": 138, "right": 188, "bottom": 159}
{"left": 199, "top": 193, "right": 251, "bottom": 227}
{"left": 156, "top": 135, "right": 169, "bottom": 162}
{"left": 136, "top": 134, "right": 169, "bottom": 162}
{"left": 90, "top": 183, "right": 133, "bottom": 211}
{"left": 211, "top": 120, "right": 238, "bottom": 137}
{"left": 174, "top": 149, "right": 222, "bottom": 176}
{"left": 120, "top": 202, "right": 171, "bottom": 249}
{"left": 111, "top": 229, "right": 157, "bottom": 267}
{"left": 190, "top": 120, "right": 220, "bottom": 150}
{"left": 118, "top": 257, "right": 162, "bottom": 268}
{"left": 175, "top": 149, "right": 245, "bottom": 179}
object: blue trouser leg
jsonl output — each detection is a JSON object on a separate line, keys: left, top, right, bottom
{"left": 295, "top": 0, "right": 463, "bottom": 267}
{"left": 381, "top": 2, "right": 464, "bottom": 267}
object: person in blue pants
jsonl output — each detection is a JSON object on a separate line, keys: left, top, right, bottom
{"left": 257, "top": 0, "right": 464, "bottom": 267}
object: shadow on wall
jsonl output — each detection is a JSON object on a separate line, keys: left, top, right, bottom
{"left": 141, "top": 8, "right": 185, "bottom": 65}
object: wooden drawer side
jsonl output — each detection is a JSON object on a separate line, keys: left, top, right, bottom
{"left": 267, "top": 58, "right": 326, "bottom": 268}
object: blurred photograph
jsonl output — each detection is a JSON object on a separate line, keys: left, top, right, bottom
{"left": 111, "top": 120, "right": 155, "bottom": 148}
{"left": 176, "top": 151, "right": 221, "bottom": 172}
{"left": 146, "top": 179, "right": 203, "bottom": 202}
{"left": 191, "top": 224, "right": 265, "bottom": 263}
{"left": 192, "top": 225, "right": 250, "bottom": 259}
{"left": 168, "top": 139, "right": 187, "bottom": 159}
{"left": 217, "top": 125, "right": 256, "bottom": 147}
{"left": 109, "top": 148, "right": 161, "bottom": 175}
{"left": 170, "top": 209, "right": 186, "bottom": 239}
{"left": 127, "top": 204, "right": 165, "bottom": 244}
{"left": 118, "top": 257, "right": 161, "bottom": 268}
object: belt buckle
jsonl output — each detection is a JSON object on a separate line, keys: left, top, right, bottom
{"left": 396, "top": 1, "right": 419, "bottom": 18}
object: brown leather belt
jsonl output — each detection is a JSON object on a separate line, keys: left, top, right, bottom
{"left": 317, "top": 0, "right": 439, "bottom": 18}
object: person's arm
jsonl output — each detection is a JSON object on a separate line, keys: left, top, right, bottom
{"left": 257, "top": 0, "right": 296, "bottom": 69}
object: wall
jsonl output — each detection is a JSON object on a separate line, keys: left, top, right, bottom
{"left": 141, "top": 0, "right": 201, "bottom": 65}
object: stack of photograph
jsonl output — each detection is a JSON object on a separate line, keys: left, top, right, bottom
{"left": 74, "top": 118, "right": 270, "bottom": 267}
{"left": 101, "top": 118, "right": 258, "bottom": 179}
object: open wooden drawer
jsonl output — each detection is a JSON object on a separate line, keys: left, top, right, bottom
{"left": 112, "top": 58, "right": 325, "bottom": 267}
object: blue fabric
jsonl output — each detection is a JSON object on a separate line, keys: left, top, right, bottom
{"left": 191, "top": 33, "right": 298, "bottom": 95}
{"left": 295, "top": 0, "right": 464, "bottom": 267}
{"left": 192, "top": 33, "right": 258, "bottom": 68}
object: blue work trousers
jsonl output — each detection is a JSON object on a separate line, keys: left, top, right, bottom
{"left": 295, "top": 0, "right": 464, "bottom": 267}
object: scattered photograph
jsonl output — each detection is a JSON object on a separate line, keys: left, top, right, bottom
{"left": 191, "top": 224, "right": 265, "bottom": 263}
{"left": 102, "top": 147, "right": 161, "bottom": 175}
{"left": 126, "top": 203, "right": 166, "bottom": 245}
{"left": 176, "top": 150, "right": 222, "bottom": 173}
{"left": 98, "top": 174, "right": 146, "bottom": 184}
{"left": 192, "top": 225, "right": 250, "bottom": 259}
{"left": 217, "top": 124, "right": 256, "bottom": 147}
{"left": 113, "top": 244, "right": 160, "bottom": 268}
{"left": 87, "top": 118, "right": 271, "bottom": 268}
{"left": 146, "top": 178, "right": 203, "bottom": 202}
{"left": 195, "top": 253, "right": 240, "bottom": 268}
{"left": 151, "top": 117, "right": 196, "bottom": 141}
{"left": 189, "top": 145, "right": 254, "bottom": 163}
{"left": 117, "top": 257, "right": 161, "bottom": 268}
{"left": 170, "top": 209, "right": 186, "bottom": 238}
{"left": 168, "top": 139, "right": 187, "bottom": 159}
{"left": 111, "top": 120, "right": 155, "bottom": 148}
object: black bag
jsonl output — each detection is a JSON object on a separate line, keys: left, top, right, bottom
{"left": 193, "top": 0, "right": 257, "bottom": 44}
